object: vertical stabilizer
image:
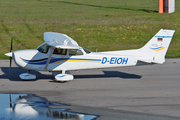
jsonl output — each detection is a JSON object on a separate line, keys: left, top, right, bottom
{"left": 139, "top": 29, "right": 175, "bottom": 64}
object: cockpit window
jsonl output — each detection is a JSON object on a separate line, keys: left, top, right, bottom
{"left": 76, "top": 49, "right": 83, "bottom": 55}
{"left": 37, "top": 44, "right": 50, "bottom": 54}
{"left": 53, "top": 48, "right": 67, "bottom": 55}
{"left": 69, "top": 49, "right": 83, "bottom": 55}
{"left": 83, "top": 48, "right": 91, "bottom": 54}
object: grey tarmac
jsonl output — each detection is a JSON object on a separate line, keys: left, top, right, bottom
{"left": 0, "top": 59, "right": 180, "bottom": 120}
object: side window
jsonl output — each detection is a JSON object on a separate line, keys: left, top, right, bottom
{"left": 53, "top": 48, "right": 67, "bottom": 55}
{"left": 69, "top": 49, "right": 76, "bottom": 55}
{"left": 69, "top": 49, "right": 83, "bottom": 56}
{"left": 76, "top": 49, "right": 83, "bottom": 55}
{"left": 38, "top": 44, "right": 49, "bottom": 54}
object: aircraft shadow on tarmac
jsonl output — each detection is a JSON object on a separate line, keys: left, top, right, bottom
{"left": 0, "top": 67, "right": 53, "bottom": 81}
{"left": 0, "top": 67, "right": 142, "bottom": 81}
{"left": 74, "top": 71, "right": 142, "bottom": 79}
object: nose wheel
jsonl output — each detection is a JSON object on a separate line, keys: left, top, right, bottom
{"left": 19, "top": 71, "right": 36, "bottom": 81}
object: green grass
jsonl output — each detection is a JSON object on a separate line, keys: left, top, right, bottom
{"left": 1, "top": 0, "right": 180, "bottom": 59}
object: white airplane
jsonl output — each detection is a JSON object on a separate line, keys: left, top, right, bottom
{"left": 5, "top": 29, "right": 175, "bottom": 82}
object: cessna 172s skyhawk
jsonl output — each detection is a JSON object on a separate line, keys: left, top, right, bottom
{"left": 5, "top": 29, "right": 175, "bottom": 82}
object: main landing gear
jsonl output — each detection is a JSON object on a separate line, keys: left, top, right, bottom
{"left": 52, "top": 71, "right": 74, "bottom": 83}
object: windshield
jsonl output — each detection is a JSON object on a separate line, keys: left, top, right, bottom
{"left": 37, "top": 44, "right": 50, "bottom": 54}
{"left": 83, "top": 48, "right": 91, "bottom": 54}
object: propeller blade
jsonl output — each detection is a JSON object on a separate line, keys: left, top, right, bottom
{"left": 10, "top": 36, "right": 13, "bottom": 52}
{"left": 10, "top": 56, "right": 12, "bottom": 73}
{"left": 9, "top": 36, "right": 13, "bottom": 73}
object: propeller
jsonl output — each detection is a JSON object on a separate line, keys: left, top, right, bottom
{"left": 10, "top": 36, "right": 13, "bottom": 73}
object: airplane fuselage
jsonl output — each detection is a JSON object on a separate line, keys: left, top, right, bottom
{"left": 13, "top": 46, "right": 138, "bottom": 72}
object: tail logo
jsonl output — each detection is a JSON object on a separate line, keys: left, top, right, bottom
{"left": 150, "top": 44, "right": 166, "bottom": 51}
{"left": 150, "top": 46, "right": 166, "bottom": 51}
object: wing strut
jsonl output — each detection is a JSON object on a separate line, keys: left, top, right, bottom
{"left": 45, "top": 47, "right": 54, "bottom": 70}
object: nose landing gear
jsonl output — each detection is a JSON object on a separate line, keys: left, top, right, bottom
{"left": 19, "top": 70, "right": 36, "bottom": 81}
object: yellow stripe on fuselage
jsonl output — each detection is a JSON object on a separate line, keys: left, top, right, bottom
{"left": 53, "top": 60, "right": 101, "bottom": 64}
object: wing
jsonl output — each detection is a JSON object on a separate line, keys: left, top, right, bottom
{"left": 44, "top": 32, "right": 80, "bottom": 49}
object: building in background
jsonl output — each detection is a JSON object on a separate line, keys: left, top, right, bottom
{"left": 159, "top": 0, "right": 175, "bottom": 13}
